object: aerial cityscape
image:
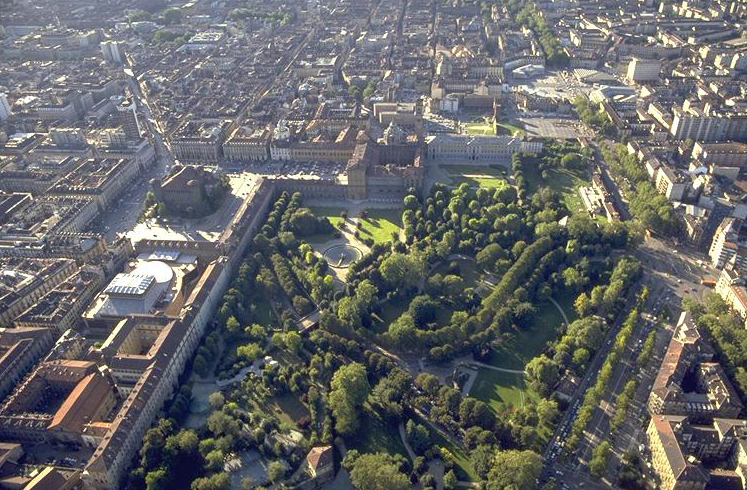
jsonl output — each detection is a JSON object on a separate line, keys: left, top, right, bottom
{"left": 0, "top": 0, "right": 747, "bottom": 489}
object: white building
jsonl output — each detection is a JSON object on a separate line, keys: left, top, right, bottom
{"left": 626, "top": 58, "right": 661, "bottom": 83}
{"left": 0, "top": 93, "right": 11, "bottom": 121}
{"left": 709, "top": 217, "right": 747, "bottom": 272}
{"left": 425, "top": 134, "right": 539, "bottom": 162}
{"left": 101, "top": 41, "right": 124, "bottom": 64}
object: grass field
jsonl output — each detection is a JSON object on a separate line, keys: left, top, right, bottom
{"left": 266, "top": 392, "right": 310, "bottom": 429}
{"left": 414, "top": 414, "right": 478, "bottom": 482}
{"left": 372, "top": 296, "right": 410, "bottom": 334}
{"left": 495, "top": 121, "right": 525, "bottom": 136}
{"left": 307, "top": 206, "right": 347, "bottom": 243}
{"left": 523, "top": 163, "right": 589, "bottom": 217}
{"left": 350, "top": 408, "right": 408, "bottom": 457}
{"left": 470, "top": 369, "right": 538, "bottom": 410}
{"left": 487, "top": 300, "right": 566, "bottom": 370}
{"left": 442, "top": 164, "right": 508, "bottom": 175}
{"left": 431, "top": 258, "right": 481, "bottom": 289}
{"left": 359, "top": 208, "right": 402, "bottom": 244}
{"left": 440, "top": 164, "right": 509, "bottom": 189}
{"left": 465, "top": 122, "right": 495, "bottom": 136}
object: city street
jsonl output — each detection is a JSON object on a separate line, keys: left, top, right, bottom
{"left": 540, "top": 143, "right": 719, "bottom": 489}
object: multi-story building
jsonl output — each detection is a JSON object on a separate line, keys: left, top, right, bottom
{"left": 115, "top": 98, "right": 141, "bottom": 140}
{"left": 670, "top": 101, "right": 747, "bottom": 142}
{"left": 648, "top": 312, "right": 743, "bottom": 420}
{"left": 170, "top": 119, "right": 229, "bottom": 162}
{"left": 222, "top": 126, "right": 271, "bottom": 162}
{"left": 0, "top": 257, "right": 77, "bottom": 326}
{"left": 46, "top": 158, "right": 140, "bottom": 211}
{"left": 100, "top": 41, "right": 123, "bottom": 64}
{"left": 13, "top": 265, "right": 105, "bottom": 334}
{"left": 647, "top": 414, "right": 747, "bottom": 490}
{"left": 626, "top": 57, "right": 661, "bottom": 83}
{"left": 425, "top": 134, "right": 526, "bottom": 161}
{"left": 0, "top": 327, "right": 54, "bottom": 400}
{"left": 655, "top": 165, "right": 689, "bottom": 201}
{"left": 0, "top": 93, "right": 11, "bottom": 121}
{"left": 150, "top": 164, "right": 225, "bottom": 213}
{"left": 715, "top": 267, "right": 747, "bottom": 323}
{"left": 0, "top": 360, "right": 119, "bottom": 445}
{"left": 692, "top": 142, "right": 747, "bottom": 167}
{"left": 709, "top": 217, "right": 747, "bottom": 272}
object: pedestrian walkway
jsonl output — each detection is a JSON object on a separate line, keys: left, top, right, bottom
{"left": 549, "top": 297, "right": 571, "bottom": 328}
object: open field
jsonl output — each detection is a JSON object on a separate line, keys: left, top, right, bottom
{"left": 415, "top": 414, "right": 478, "bottom": 482}
{"left": 431, "top": 258, "right": 481, "bottom": 289}
{"left": 350, "top": 408, "right": 408, "bottom": 457}
{"left": 440, "top": 164, "right": 509, "bottom": 189}
{"left": 487, "top": 300, "right": 566, "bottom": 370}
{"left": 495, "top": 121, "right": 524, "bottom": 136}
{"left": 523, "top": 163, "right": 589, "bottom": 217}
{"left": 359, "top": 208, "right": 402, "bottom": 244}
{"left": 470, "top": 369, "right": 537, "bottom": 409}
{"left": 465, "top": 122, "right": 495, "bottom": 136}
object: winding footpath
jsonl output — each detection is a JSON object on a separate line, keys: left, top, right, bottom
{"left": 548, "top": 297, "right": 571, "bottom": 328}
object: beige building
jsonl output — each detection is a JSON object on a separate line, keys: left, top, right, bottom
{"left": 648, "top": 312, "right": 743, "bottom": 420}
{"left": 716, "top": 267, "right": 747, "bottom": 324}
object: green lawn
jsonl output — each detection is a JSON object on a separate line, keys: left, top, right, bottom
{"left": 465, "top": 122, "right": 496, "bottom": 136}
{"left": 451, "top": 176, "right": 507, "bottom": 189}
{"left": 431, "top": 258, "right": 481, "bottom": 289}
{"left": 487, "top": 300, "right": 565, "bottom": 370}
{"left": 440, "top": 164, "right": 509, "bottom": 189}
{"left": 469, "top": 369, "right": 537, "bottom": 410}
{"left": 414, "top": 414, "right": 478, "bottom": 482}
{"left": 441, "top": 165, "right": 507, "bottom": 176}
{"left": 307, "top": 206, "right": 348, "bottom": 243}
{"left": 553, "top": 288, "right": 578, "bottom": 325}
{"left": 253, "top": 298, "right": 277, "bottom": 326}
{"left": 495, "top": 121, "right": 525, "bottom": 137}
{"left": 350, "top": 407, "right": 408, "bottom": 457}
{"left": 522, "top": 163, "right": 589, "bottom": 217}
{"left": 359, "top": 208, "right": 402, "bottom": 244}
{"left": 309, "top": 206, "right": 347, "bottom": 226}
{"left": 372, "top": 296, "right": 410, "bottom": 334}
{"left": 266, "top": 392, "right": 310, "bottom": 429}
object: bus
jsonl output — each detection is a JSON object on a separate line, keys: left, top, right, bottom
{"left": 701, "top": 279, "right": 716, "bottom": 287}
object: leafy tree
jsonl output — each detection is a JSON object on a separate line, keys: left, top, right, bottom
{"left": 408, "top": 295, "right": 439, "bottom": 327}
{"left": 208, "top": 392, "right": 225, "bottom": 411}
{"left": 348, "top": 453, "right": 410, "bottom": 490}
{"left": 285, "top": 332, "right": 302, "bottom": 354}
{"left": 525, "top": 355, "right": 560, "bottom": 396}
{"left": 574, "top": 292, "right": 592, "bottom": 317}
{"left": 190, "top": 473, "right": 230, "bottom": 490}
{"left": 388, "top": 313, "right": 417, "bottom": 350}
{"left": 161, "top": 7, "right": 182, "bottom": 25}
{"left": 267, "top": 461, "right": 286, "bottom": 483}
{"left": 444, "top": 469, "right": 458, "bottom": 490}
{"left": 331, "top": 363, "right": 370, "bottom": 406}
{"left": 486, "top": 450, "right": 542, "bottom": 490}
{"left": 405, "top": 419, "right": 431, "bottom": 454}
{"left": 590, "top": 441, "right": 611, "bottom": 477}
{"left": 330, "top": 363, "right": 371, "bottom": 436}
{"left": 379, "top": 253, "right": 424, "bottom": 290}
{"left": 237, "top": 343, "right": 262, "bottom": 363}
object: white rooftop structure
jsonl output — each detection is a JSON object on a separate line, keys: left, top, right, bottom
{"left": 93, "top": 261, "right": 174, "bottom": 317}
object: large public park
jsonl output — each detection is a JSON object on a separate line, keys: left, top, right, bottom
{"left": 129, "top": 138, "right": 644, "bottom": 490}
